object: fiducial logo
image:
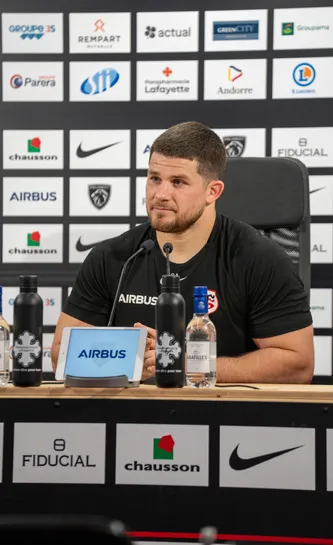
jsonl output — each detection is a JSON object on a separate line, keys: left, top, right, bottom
{"left": 80, "top": 68, "right": 119, "bottom": 95}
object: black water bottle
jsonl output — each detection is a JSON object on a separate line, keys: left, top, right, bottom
{"left": 155, "top": 275, "right": 185, "bottom": 388}
{"left": 12, "top": 275, "right": 43, "bottom": 387}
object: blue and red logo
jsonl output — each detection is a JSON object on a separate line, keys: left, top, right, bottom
{"left": 10, "top": 74, "right": 23, "bottom": 88}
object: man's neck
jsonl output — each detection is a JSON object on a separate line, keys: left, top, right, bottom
{"left": 156, "top": 209, "right": 217, "bottom": 264}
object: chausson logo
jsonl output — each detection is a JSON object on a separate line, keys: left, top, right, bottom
{"left": 124, "top": 434, "right": 200, "bottom": 473}
{"left": 9, "top": 137, "right": 58, "bottom": 163}
{"left": 9, "top": 231, "right": 58, "bottom": 256}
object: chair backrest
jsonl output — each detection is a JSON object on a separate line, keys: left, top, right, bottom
{"left": 216, "top": 157, "right": 310, "bottom": 298}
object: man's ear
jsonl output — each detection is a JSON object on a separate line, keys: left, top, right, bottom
{"left": 207, "top": 180, "right": 224, "bottom": 204}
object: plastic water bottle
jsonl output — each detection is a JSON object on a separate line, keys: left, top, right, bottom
{"left": 0, "top": 286, "right": 10, "bottom": 386}
{"left": 155, "top": 274, "right": 185, "bottom": 388}
{"left": 186, "top": 286, "right": 217, "bottom": 388}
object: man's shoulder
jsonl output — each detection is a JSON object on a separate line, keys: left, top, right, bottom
{"left": 92, "top": 222, "right": 153, "bottom": 262}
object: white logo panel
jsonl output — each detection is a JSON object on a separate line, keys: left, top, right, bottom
{"left": 213, "top": 129, "right": 266, "bottom": 157}
{"left": 220, "top": 426, "right": 315, "bottom": 490}
{"left": 70, "top": 61, "right": 130, "bottom": 102}
{"left": 310, "top": 176, "right": 333, "bottom": 216}
{"left": 204, "top": 59, "right": 267, "bottom": 100}
{"left": 137, "top": 61, "right": 198, "bottom": 101}
{"left": 311, "top": 224, "right": 333, "bottom": 263}
{"left": 2, "top": 287, "right": 62, "bottom": 327}
{"left": 274, "top": 7, "right": 333, "bottom": 50}
{"left": 42, "top": 333, "right": 54, "bottom": 373}
{"left": 2, "top": 224, "right": 63, "bottom": 263}
{"left": 69, "top": 12, "right": 131, "bottom": 53}
{"left": 2, "top": 13, "right": 63, "bottom": 53}
{"left": 3, "top": 130, "right": 64, "bottom": 170}
{"left": 271, "top": 128, "right": 333, "bottom": 168}
{"left": 70, "top": 177, "right": 130, "bottom": 217}
{"left": 204, "top": 9, "right": 268, "bottom": 52}
{"left": 273, "top": 57, "right": 333, "bottom": 99}
{"left": 136, "top": 177, "right": 147, "bottom": 216}
{"left": 136, "top": 129, "right": 166, "bottom": 169}
{"left": 3, "top": 62, "right": 63, "bottom": 102}
{"left": 13, "top": 423, "right": 106, "bottom": 483}
{"left": 314, "top": 336, "right": 332, "bottom": 376}
{"left": 69, "top": 130, "right": 130, "bottom": 169}
{"left": 116, "top": 424, "right": 209, "bottom": 486}
{"left": 69, "top": 223, "right": 129, "bottom": 263}
{"left": 137, "top": 11, "right": 199, "bottom": 53}
{"left": 3, "top": 177, "right": 63, "bottom": 217}
{"left": 310, "top": 289, "right": 332, "bottom": 328}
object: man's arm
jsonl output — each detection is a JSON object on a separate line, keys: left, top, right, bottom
{"left": 51, "top": 312, "right": 93, "bottom": 373}
{"left": 217, "top": 324, "right": 314, "bottom": 384}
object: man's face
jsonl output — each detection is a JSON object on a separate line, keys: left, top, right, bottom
{"left": 146, "top": 152, "right": 210, "bottom": 233}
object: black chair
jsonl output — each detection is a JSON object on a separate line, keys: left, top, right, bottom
{"left": 0, "top": 515, "right": 132, "bottom": 543}
{"left": 216, "top": 157, "right": 310, "bottom": 299}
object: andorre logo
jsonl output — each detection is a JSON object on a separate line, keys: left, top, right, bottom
{"left": 218, "top": 65, "right": 253, "bottom": 96}
{"left": 10, "top": 73, "right": 56, "bottom": 88}
{"left": 80, "top": 68, "right": 119, "bottom": 96}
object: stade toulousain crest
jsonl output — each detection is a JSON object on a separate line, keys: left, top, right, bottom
{"left": 88, "top": 184, "right": 111, "bottom": 209}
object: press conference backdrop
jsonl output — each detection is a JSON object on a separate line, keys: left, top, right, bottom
{"left": 0, "top": 0, "right": 332, "bottom": 381}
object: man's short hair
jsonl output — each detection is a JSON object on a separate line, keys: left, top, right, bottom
{"left": 149, "top": 121, "right": 227, "bottom": 181}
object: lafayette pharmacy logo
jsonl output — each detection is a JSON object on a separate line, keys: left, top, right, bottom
{"left": 137, "top": 60, "right": 198, "bottom": 101}
{"left": 69, "top": 223, "right": 129, "bottom": 263}
{"left": 271, "top": 127, "right": 333, "bottom": 168}
{"left": 220, "top": 426, "right": 315, "bottom": 490}
{"left": 2, "top": 224, "right": 63, "bottom": 263}
{"left": 3, "top": 62, "right": 63, "bottom": 102}
{"left": 273, "top": 57, "right": 333, "bottom": 99}
{"left": 205, "top": 9, "right": 268, "bottom": 52}
{"left": 3, "top": 130, "right": 64, "bottom": 170}
{"left": 69, "top": 177, "right": 130, "bottom": 217}
{"left": 69, "top": 12, "right": 131, "bottom": 53}
{"left": 2, "top": 13, "right": 63, "bottom": 53}
{"left": 69, "top": 130, "right": 130, "bottom": 169}
{"left": 13, "top": 423, "right": 106, "bottom": 483}
{"left": 137, "top": 11, "right": 199, "bottom": 52}
{"left": 116, "top": 424, "right": 209, "bottom": 486}
{"left": 204, "top": 58, "right": 267, "bottom": 100}
{"left": 70, "top": 61, "right": 130, "bottom": 102}
{"left": 273, "top": 7, "right": 333, "bottom": 50}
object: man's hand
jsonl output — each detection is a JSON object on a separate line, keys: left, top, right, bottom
{"left": 134, "top": 322, "right": 156, "bottom": 380}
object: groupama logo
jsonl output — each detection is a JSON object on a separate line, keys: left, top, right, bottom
{"left": 80, "top": 68, "right": 119, "bottom": 95}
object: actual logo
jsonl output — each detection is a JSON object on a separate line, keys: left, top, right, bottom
{"left": 223, "top": 136, "right": 246, "bottom": 157}
{"left": 115, "top": 423, "right": 209, "bottom": 486}
{"left": 88, "top": 184, "right": 111, "bottom": 209}
{"left": 80, "top": 68, "right": 119, "bottom": 96}
{"left": 144, "top": 25, "right": 191, "bottom": 39}
{"left": 13, "top": 331, "right": 41, "bottom": 368}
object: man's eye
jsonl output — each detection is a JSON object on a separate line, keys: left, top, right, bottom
{"left": 173, "top": 179, "right": 184, "bottom": 186}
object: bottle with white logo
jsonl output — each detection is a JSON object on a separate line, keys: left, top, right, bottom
{"left": 0, "top": 286, "right": 10, "bottom": 386}
{"left": 186, "top": 286, "right": 216, "bottom": 388}
{"left": 12, "top": 275, "right": 43, "bottom": 387}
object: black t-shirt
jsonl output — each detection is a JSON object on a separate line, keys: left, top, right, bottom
{"left": 64, "top": 214, "right": 312, "bottom": 357}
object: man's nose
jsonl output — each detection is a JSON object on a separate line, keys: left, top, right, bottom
{"left": 154, "top": 181, "right": 172, "bottom": 200}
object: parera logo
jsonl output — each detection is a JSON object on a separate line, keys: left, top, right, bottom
{"left": 293, "top": 62, "right": 316, "bottom": 87}
{"left": 213, "top": 20, "right": 259, "bottom": 41}
{"left": 282, "top": 22, "right": 294, "bottom": 35}
{"left": 9, "top": 24, "right": 55, "bottom": 40}
{"left": 10, "top": 74, "right": 23, "bottom": 88}
{"left": 78, "top": 349, "right": 126, "bottom": 359}
{"left": 153, "top": 434, "right": 175, "bottom": 459}
{"left": 80, "top": 68, "right": 119, "bottom": 95}
{"left": 228, "top": 65, "right": 243, "bottom": 82}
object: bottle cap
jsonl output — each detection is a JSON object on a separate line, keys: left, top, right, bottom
{"left": 19, "top": 275, "right": 38, "bottom": 290}
{"left": 194, "top": 286, "right": 208, "bottom": 297}
{"left": 160, "top": 274, "right": 180, "bottom": 289}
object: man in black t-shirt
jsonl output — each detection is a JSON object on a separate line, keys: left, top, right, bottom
{"left": 52, "top": 121, "right": 314, "bottom": 383}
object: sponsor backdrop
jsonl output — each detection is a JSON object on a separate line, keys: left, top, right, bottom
{"left": 0, "top": 0, "right": 333, "bottom": 381}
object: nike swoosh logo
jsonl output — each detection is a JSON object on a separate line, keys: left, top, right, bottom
{"left": 75, "top": 237, "right": 103, "bottom": 252}
{"left": 160, "top": 276, "right": 187, "bottom": 284}
{"left": 76, "top": 141, "right": 121, "bottom": 158}
{"left": 229, "top": 444, "right": 303, "bottom": 471}
{"left": 310, "top": 188, "right": 324, "bottom": 194}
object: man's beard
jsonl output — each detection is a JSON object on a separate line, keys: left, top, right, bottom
{"left": 148, "top": 202, "right": 206, "bottom": 233}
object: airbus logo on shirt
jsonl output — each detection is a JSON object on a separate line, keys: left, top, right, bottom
{"left": 119, "top": 293, "right": 158, "bottom": 306}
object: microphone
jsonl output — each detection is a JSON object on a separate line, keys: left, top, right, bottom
{"left": 107, "top": 239, "right": 155, "bottom": 327}
{"left": 163, "top": 242, "right": 173, "bottom": 275}
{"left": 199, "top": 527, "right": 217, "bottom": 545}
